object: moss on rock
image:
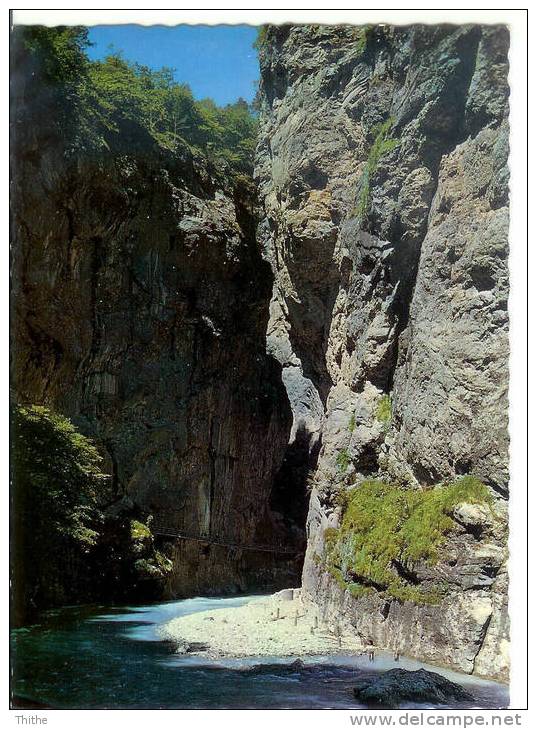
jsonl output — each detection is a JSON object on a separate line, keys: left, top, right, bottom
{"left": 376, "top": 394, "right": 392, "bottom": 424}
{"left": 130, "top": 519, "right": 152, "bottom": 541}
{"left": 322, "top": 476, "right": 492, "bottom": 604}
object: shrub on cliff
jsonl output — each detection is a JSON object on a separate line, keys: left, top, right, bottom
{"left": 322, "top": 477, "right": 492, "bottom": 604}
{"left": 129, "top": 519, "right": 172, "bottom": 580}
{"left": 354, "top": 25, "right": 373, "bottom": 56}
{"left": 353, "top": 118, "right": 399, "bottom": 223}
{"left": 253, "top": 25, "right": 269, "bottom": 51}
{"left": 336, "top": 448, "right": 351, "bottom": 473}
{"left": 376, "top": 394, "right": 392, "bottom": 423}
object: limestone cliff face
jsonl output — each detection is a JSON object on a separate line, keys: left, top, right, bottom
{"left": 256, "top": 24, "right": 509, "bottom": 679}
{"left": 11, "top": 142, "right": 302, "bottom": 595}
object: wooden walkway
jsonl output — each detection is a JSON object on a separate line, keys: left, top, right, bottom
{"left": 151, "top": 521, "right": 302, "bottom": 556}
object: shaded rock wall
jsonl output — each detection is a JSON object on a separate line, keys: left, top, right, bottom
{"left": 256, "top": 24, "right": 509, "bottom": 680}
{"left": 11, "top": 139, "right": 302, "bottom": 595}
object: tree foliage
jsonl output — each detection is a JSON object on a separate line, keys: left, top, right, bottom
{"left": 11, "top": 26, "right": 97, "bottom": 146}
{"left": 12, "top": 404, "right": 107, "bottom": 549}
{"left": 11, "top": 405, "right": 109, "bottom": 618}
{"left": 12, "top": 26, "right": 258, "bottom": 173}
{"left": 252, "top": 25, "right": 269, "bottom": 51}
{"left": 11, "top": 404, "right": 171, "bottom": 624}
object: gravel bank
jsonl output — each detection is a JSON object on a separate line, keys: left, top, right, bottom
{"left": 160, "top": 589, "right": 368, "bottom": 658}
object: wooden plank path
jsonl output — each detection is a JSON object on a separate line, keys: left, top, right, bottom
{"left": 151, "top": 521, "right": 303, "bottom": 555}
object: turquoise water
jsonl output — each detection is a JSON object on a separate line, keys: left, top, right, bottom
{"left": 11, "top": 596, "right": 509, "bottom": 709}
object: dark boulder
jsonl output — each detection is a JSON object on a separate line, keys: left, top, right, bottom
{"left": 353, "top": 668, "right": 474, "bottom": 707}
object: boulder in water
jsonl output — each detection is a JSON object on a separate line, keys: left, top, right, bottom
{"left": 353, "top": 668, "right": 474, "bottom": 707}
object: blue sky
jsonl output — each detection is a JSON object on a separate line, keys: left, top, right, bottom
{"left": 87, "top": 25, "right": 260, "bottom": 106}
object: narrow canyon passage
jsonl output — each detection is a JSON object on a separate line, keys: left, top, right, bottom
{"left": 11, "top": 20, "right": 510, "bottom": 687}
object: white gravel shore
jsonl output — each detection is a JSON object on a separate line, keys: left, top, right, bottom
{"left": 159, "top": 589, "right": 368, "bottom": 658}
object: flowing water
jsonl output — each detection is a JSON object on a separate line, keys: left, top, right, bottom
{"left": 11, "top": 596, "right": 509, "bottom": 710}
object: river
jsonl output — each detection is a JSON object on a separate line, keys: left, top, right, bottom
{"left": 11, "top": 595, "right": 509, "bottom": 709}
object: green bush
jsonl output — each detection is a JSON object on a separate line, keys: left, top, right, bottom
{"left": 129, "top": 519, "right": 171, "bottom": 576}
{"left": 376, "top": 394, "right": 392, "bottom": 424}
{"left": 336, "top": 448, "right": 351, "bottom": 473}
{"left": 347, "top": 581, "right": 375, "bottom": 598}
{"left": 323, "top": 527, "right": 339, "bottom": 548}
{"left": 12, "top": 404, "right": 107, "bottom": 548}
{"left": 321, "top": 476, "right": 492, "bottom": 604}
{"left": 253, "top": 25, "right": 269, "bottom": 51}
{"left": 354, "top": 25, "right": 372, "bottom": 56}
{"left": 353, "top": 118, "right": 399, "bottom": 223}
{"left": 130, "top": 519, "right": 152, "bottom": 544}
{"left": 134, "top": 551, "right": 173, "bottom": 580}
{"left": 348, "top": 413, "right": 357, "bottom": 433}
{"left": 11, "top": 404, "right": 173, "bottom": 624}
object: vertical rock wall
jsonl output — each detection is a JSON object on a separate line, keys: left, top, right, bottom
{"left": 11, "top": 144, "right": 301, "bottom": 595}
{"left": 256, "top": 24, "right": 509, "bottom": 680}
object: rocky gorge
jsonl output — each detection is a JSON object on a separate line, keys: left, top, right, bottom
{"left": 11, "top": 23, "right": 509, "bottom": 683}
{"left": 255, "top": 24, "right": 509, "bottom": 681}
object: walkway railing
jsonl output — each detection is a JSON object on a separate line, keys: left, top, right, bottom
{"left": 151, "top": 520, "right": 303, "bottom": 556}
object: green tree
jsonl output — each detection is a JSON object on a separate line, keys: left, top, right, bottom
{"left": 11, "top": 405, "right": 109, "bottom": 621}
{"left": 11, "top": 25, "right": 99, "bottom": 147}
{"left": 89, "top": 54, "right": 155, "bottom": 150}
{"left": 11, "top": 404, "right": 173, "bottom": 624}
{"left": 13, "top": 26, "right": 259, "bottom": 173}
